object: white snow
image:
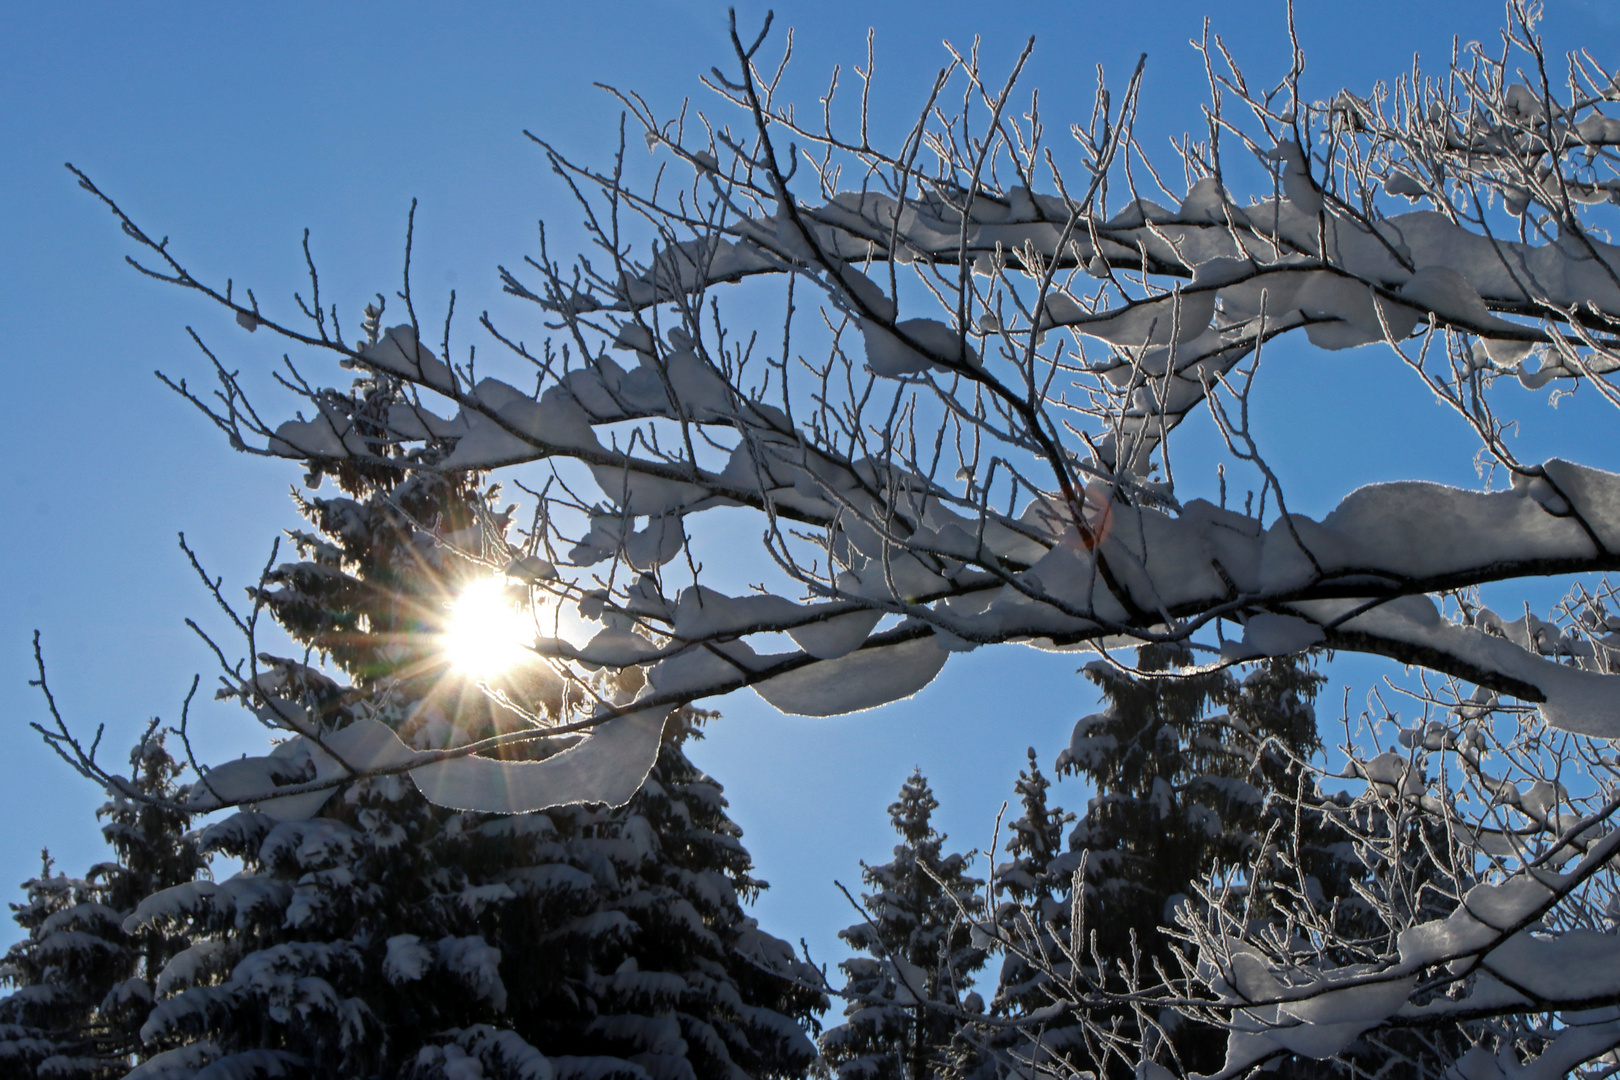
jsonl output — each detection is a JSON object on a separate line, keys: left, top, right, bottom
{"left": 383, "top": 934, "right": 433, "bottom": 984}
{"left": 752, "top": 635, "right": 949, "bottom": 717}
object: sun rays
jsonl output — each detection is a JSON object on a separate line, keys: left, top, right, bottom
{"left": 440, "top": 577, "right": 533, "bottom": 680}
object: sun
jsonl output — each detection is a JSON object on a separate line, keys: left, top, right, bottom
{"left": 441, "top": 577, "right": 533, "bottom": 679}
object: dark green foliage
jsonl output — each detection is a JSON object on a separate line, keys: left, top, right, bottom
{"left": 971, "top": 752, "right": 1085, "bottom": 1080}
{"left": 8, "top": 369, "right": 824, "bottom": 1079}
{"left": 131, "top": 713, "right": 826, "bottom": 1080}
{"left": 0, "top": 854, "right": 122, "bottom": 1079}
{"left": 820, "top": 771, "right": 986, "bottom": 1080}
{"left": 1059, "top": 649, "right": 1324, "bottom": 967}
{"left": 1051, "top": 649, "right": 1339, "bottom": 1076}
{"left": 0, "top": 733, "right": 203, "bottom": 1079}
{"left": 118, "top": 391, "right": 824, "bottom": 1079}
{"left": 1060, "top": 652, "right": 1328, "bottom": 933}
{"left": 966, "top": 648, "right": 1362, "bottom": 1080}
{"left": 986, "top": 749, "right": 1075, "bottom": 1021}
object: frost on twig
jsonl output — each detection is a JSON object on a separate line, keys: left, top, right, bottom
{"left": 63, "top": 6, "right": 1620, "bottom": 836}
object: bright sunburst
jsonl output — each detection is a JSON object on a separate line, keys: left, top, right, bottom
{"left": 441, "top": 577, "right": 533, "bottom": 679}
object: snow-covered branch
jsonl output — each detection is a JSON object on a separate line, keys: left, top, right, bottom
{"left": 64, "top": 6, "right": 1620, "bottom": 832}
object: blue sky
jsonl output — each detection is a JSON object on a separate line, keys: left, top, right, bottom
{"left": 5, "top": 0, "right": 1620, "bottom": 976}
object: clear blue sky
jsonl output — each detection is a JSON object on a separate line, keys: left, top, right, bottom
{"left": 5, "top": 0, "right": 1620, "bottom": 976}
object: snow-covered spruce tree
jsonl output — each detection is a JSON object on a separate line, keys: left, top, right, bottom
{"left": 63, "top": 3, "right": 1620, "bottom": 1071}
{"left": 1051, "top": 649, "right": 1339, "bottom": 1076}
{"left": 123, "top": 407, "right": 824, "bottom": 1080}
{"left": 135, "top": 709, "right": 826, "bottom": 1080}
{"left": 964, "top": 751, "right": 1079, "bottom": 1080}
{"left": 821, "top": 771, "right": 986, "bottom": 1080}
{"left": 95, "top": 734, "right": 211, "bottom": 1050}
{"left": 961, "top": 649, "right": 1354, "bottom": 1079}
{"left": 0, "top": 855, "right": 118, "bottom": 1079}
{"left": 0, "top": 732, "right": 203, "bottom": 1080}
{"left": 984, "top": 751, "right": 1074, "bottom": 1023}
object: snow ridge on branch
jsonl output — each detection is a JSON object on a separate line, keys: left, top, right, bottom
{"left": 61, "top": 3, "right": 1620, "bottom": 817}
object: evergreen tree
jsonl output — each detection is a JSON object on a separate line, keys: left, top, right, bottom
{"left": 118, "top": 370, "right": 825, "bottom": 1079}
{"left": 820, "top": 771, "right": 986, "bottom": 1080}
{"left": 0, "top": 853, "right": 116, "bottom": 1079}
{"left": 986, "top": 750, "right": 1075, "bottom": 1021}
{"left": 965, "top": 650, "right": 1360, "bottom": 1080}
{"left": 0, "top": 732, "right": 202, "bottom": 1079}
{"left": 973, "top": 649, "right": 1358, "bottom": 1080}
{"left": 968, "top": 751, "right": 1082, "bottom": 1080}
{"left": 94, "top": 732, "right": 211, "bottom": 1061}
{"left": 130, "top": 708, "right": 825, "bottom": 1080}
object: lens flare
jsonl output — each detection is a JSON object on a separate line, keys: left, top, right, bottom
{"left": 442, "top": 577, "right": 532, "bottom": 678}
